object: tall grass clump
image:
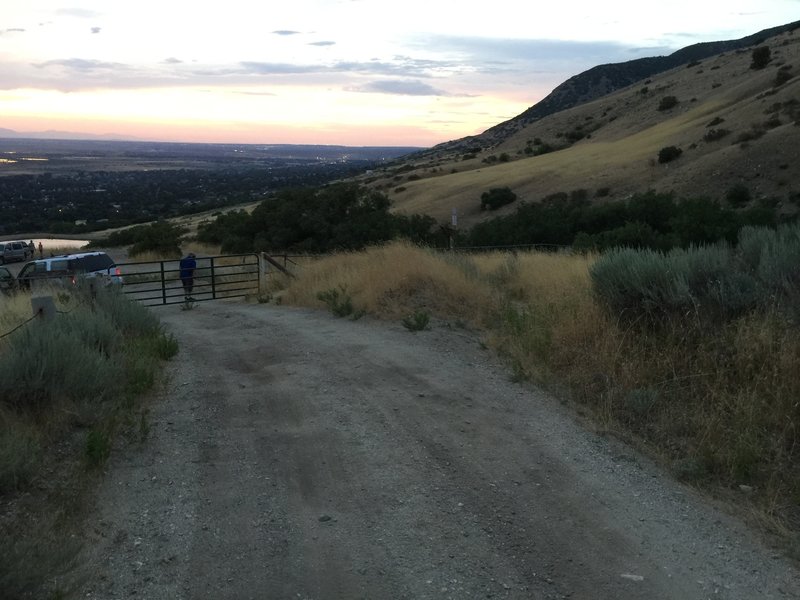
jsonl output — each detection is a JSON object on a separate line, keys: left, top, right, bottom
{"left": 280, "top": 241, "right": 493, "bottom": 324}
{"left": 472, "top": 251, "right": 598, "bottom": 381}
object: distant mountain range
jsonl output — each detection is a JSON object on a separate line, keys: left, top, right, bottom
{"left": 0, "top": 127, "right": 142, "bottom": 142}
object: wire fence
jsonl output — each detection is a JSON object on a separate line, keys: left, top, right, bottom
{"left": 0, "top": 311, "right": 40, "bottom": 340}
{"left": 0, "top": 288, "right": 93, "bottom": 339}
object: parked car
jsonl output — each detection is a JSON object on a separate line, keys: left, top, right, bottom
{"left": 0, "top": 265, "right": 15, "bottom": 294}
{"left": 16, "top": 251, "right": 123, "bottom": 289}
{"left": 0, "top": 240, "right": 32, "bottom": 264}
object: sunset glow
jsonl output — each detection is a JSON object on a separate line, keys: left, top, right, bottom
{"left": 1, "top": 1, "right": 797, "bottom": 146}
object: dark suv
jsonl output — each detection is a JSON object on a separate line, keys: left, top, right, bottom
{"left": 17, "top": 252, "right": 123, "bottom": 289}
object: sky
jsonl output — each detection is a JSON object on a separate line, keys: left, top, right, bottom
{"left": 1, "top": 1, "right": 798, "bottom": 147}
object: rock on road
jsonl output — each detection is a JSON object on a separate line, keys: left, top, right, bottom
{"left": 77, "top": 302, "right": 800, "bottom": 599}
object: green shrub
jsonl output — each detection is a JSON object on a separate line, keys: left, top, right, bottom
{"left": 94, "top": 287, "right": 160, "bottom": 335}
{"left": 775, "top": 69, "right": 793, "bottom": 87}
{"left": 125, "top": 221, "right": 185, "bottom": 258}
{"left": 402, "top": 310, "right": 430, "bottom": 332}
{"left": 726, "top": 184, "right": 751, "bottom": 207}
{"left": 589, "top": 248, "right": 680, "bottom": 322}
{"left": 317, "top": 284, "right": 357, "bottom": 317}
{"left": 750, "top": 223, "right": 800, "bottom": 305}
{"left": 480, "top": 187, "right": 517, "bottom": 211}
{"left": 0, "top": 317, "right": 122, "bottom": 411}
{"left": 590, "top": 244, "right": 763, "bottom": 325}
{"left": 595, "top": 187, "right": 611, "bottom": 198}
{"left": 703, "top": 128, "right": 730, "bottom": 142}
{"left": 658, "top": 96, "right": 679, "bottom": 111}
{"left": 751, "top": 46, "right": 772, "bottom": 69}
{"left": 0, "top": 286, "right": 175, "bottom": 413}
{"left": 591, "top": 225, "right": 800, "bottom": 326}
{"left": 658, "top": 146, "right": 682, "bottom": 163}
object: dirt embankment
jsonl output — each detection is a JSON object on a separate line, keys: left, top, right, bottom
{"left": 74, "top": 302, "right": 800, "bottom": 599}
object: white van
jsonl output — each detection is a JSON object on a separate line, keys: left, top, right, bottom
{"left": 0, "top": 241, "right": 32, "bottom": 264}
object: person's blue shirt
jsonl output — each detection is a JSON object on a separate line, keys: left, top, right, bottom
{"left": 179, "top": 254, "right": 196, "bottom": 279}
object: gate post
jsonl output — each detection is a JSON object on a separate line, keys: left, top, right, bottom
{"left": 210, "top": 257, "right": 217, "bottom": 300}
{"left": 160, "top": 262, "right": 167, "bottom": 305}
{"left": 259, "top": 252, "right": 268, "bottom": 294}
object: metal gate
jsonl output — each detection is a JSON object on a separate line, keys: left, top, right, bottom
{"left": 118, "top": 253, "right": 261, "bottom": 306}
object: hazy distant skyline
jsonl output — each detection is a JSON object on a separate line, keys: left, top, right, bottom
{"left": 2, "top": 1, "right": 798, "bottom": 147}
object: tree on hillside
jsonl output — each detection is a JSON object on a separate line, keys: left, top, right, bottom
{"left": 197, "top": 183, "right": 437, "bottom": 253}
{"left": 750, "top": 46, "right": 772, "bottom": 69}
{"left": 480, "top": 187, "right": 517, "bottom": 211}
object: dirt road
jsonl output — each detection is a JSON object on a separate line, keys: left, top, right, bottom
{"left": 76, "top": 302, "right": 799, "bottom": 599}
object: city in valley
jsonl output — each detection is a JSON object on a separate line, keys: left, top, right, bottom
{"left": 0, "top": 137, "right": 419, "bottom": 237}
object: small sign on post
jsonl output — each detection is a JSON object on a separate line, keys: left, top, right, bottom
{"left": 31, "top": 296, "right": 56, "bottom": 320}
{"left": 450, "top": 208, "right": 458, "bottom": 250}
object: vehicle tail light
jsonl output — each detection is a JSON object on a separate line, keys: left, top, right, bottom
{"left": 114, "top": 267, "right": 121, "bottom": 276}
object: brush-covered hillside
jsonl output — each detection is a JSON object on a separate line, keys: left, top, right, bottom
{"left": 360, "top": 23, "right": 800, "bottom": 231}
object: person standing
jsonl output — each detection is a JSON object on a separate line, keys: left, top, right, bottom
{"left": 28, "top": 240, "right": 35, "bottom": 259}
{"left": 37, "top": 242, "right": 43, "bottom": 258}
{"left": 179, "top": 252, "right": 197, "bottom": 300}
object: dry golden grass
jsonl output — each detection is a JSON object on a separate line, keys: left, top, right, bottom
{"left": 281, "top": 242, "right": 494, "bottom": 324}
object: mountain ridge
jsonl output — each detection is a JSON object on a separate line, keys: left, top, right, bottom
{"left": 420, "top": 20, "right": 800, "bottom": 156}
{"left": 362, "top": 21, "right": 800, "bottom": 230}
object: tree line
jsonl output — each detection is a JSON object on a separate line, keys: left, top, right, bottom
{"left": 98, "top": 184, "right": 797, "bottom": 256}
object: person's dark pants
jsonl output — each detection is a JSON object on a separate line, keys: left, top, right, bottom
{"left": 181, "top": 277, "right": 194, "bottom": 296}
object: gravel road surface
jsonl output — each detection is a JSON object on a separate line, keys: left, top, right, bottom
{"left": 76, "top": 302, "right": 800, "bottom": 599}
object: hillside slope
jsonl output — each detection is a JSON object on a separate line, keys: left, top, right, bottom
{"left": 362, "top": 25, "right": 800, "bottom": 230}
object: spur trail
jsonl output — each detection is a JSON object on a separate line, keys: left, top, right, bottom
{"left": 76, "top": 302, "right": 800, "bottom": 599}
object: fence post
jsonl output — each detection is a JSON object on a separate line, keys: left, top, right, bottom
{"left": 31, "top": 296, "right": 56, "bottom": 320}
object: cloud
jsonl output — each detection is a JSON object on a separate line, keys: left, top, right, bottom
{"left": 234, "top": 90, "right": 277, "bottom": 96}
{"left": 238, "top": 59, "right": 438, "bottom": 77}
{"left": 349, "top": 80, "right": 449, "bottom": 96}
{"left": 309, "top": 41, "right": 336, "bottom": 47}
{"left": 1, "top": 28, "right": 26, "bottom": 35}
{"left": 273, "top": 30, "right": 301, "bottom": 36}
{"left": 90, "top": 27, "right": 101, "bottom": 34}
{"left": 410, "top": 34, "right": 661, "bottom": 73}
{"left": 34, "top": 58, "right": 129, "bottom": 72}
{"left": 56, "top": 8, "right": 102, "bottom": 18}
{"left": 163, "top": 57, "right": 183, "bottom": 64}
{"left": 239, "top": 61, "right": 322, "bottom": 75}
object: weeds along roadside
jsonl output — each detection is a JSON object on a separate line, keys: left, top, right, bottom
{"left": 274, "top": 237, "right": 800, "bottom": 552}
{"left": 0, "top": 283, "right": 178, "bottom": 600}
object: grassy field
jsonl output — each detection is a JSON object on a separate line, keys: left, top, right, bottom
{"left": 271, "top": 241, "right": 800, "bottom": 554}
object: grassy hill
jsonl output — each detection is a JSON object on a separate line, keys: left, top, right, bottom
{"left": 360, "top": 25, "right": 800, "bottom": 231}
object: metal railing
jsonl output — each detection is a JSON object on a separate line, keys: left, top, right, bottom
{"left": 117, "top": 253, "right": 260, "bottom": 306}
